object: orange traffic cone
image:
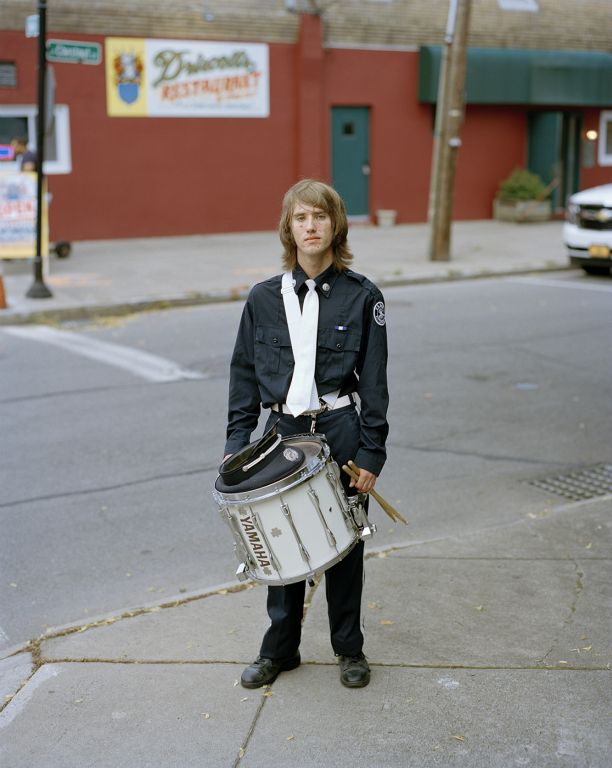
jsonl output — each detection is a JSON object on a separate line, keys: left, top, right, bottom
{"left": 0, "top": 274, "right": 7, "bottom": 309}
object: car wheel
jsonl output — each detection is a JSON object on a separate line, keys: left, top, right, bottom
{"left": 581, "top": 264, "right": 610, "bottom": 276}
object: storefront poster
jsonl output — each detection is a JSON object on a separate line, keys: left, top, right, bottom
{"left": 0, "top": 172, "right": 48, "bottom": 259}
{"left": 105, "top": 38, "right": 269, "bottom": 118}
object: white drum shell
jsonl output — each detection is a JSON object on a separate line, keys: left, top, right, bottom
{"left": 214, "top": 436, "right": 359, "bottom": 585}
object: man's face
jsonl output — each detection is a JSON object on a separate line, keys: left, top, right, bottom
{"left": 290, "top": 202, "right": 334, "bottom": 262}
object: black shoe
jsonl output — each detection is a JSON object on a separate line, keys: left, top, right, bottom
{"left": 339, "top": 652, "right": 370, "bottom": 688}
{"left": 240, "top": 653, "right": 301, "bottom": 689}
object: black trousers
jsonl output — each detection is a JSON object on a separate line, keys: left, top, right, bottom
{"left": 259, "top": 406, "right": 366, "bottom": 659}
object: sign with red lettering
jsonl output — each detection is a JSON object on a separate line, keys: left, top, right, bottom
{"left": 0, "top": 172, "right": 48, "bottom": 259}
{"left": 105, "top": 38, "right": 269, "bottom": 118}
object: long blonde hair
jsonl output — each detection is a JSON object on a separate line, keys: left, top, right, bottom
{"left": 279, "top": 179, "right": 353, "bottom": 271}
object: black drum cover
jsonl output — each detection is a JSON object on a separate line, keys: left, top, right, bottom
{"left": 215, "top": 424, "right": 305, "bottom": 494}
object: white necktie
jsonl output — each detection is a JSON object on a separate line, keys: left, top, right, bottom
{"left": 286, "top": 278, "right": 319, "bottom": 416}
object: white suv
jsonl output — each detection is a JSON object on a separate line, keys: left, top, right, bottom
{"left": 563, "top": 183, "right": 612, "bottom": 275}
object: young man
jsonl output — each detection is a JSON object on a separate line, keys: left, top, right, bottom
{"left": 10, "top": 137, "right": 38, "bottom": 172}
{"left": 224, "top": 179, "right": 389, "bottom": 689}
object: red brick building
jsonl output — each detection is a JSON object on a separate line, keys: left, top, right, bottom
{"left": 1, "top": 0, "right": 611, "bottom": 241}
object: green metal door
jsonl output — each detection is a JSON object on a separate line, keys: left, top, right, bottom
{"left": 331, "top": 107, "right": 370, "bottom": 217}
{"left": 528, "top": 111, "right": 562, "bottom": 208}
{"left": 528, "top": 112, "right": 582, "bottom": 211}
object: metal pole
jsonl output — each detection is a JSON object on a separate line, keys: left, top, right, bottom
{"left": 428, "top": 0, "right": 472, "bottom": 262}
{"left": 26, "top": 0, "right": 52, "bottom": 298}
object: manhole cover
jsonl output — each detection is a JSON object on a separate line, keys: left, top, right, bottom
{"left": 528, "top": 464, "right": 612, "bottom": 501}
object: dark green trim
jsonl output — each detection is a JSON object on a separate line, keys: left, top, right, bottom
{"left": 419, "top": 46, "right": 612, "bottom": 107}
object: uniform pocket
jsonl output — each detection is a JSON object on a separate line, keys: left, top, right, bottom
{"left": 255, "top": 325, "right": 293, "bottom": 374}
{"left": 317, "top": 327, "right": 361, "bottom": 382}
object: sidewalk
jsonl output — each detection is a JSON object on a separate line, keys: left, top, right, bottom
{"left": 0, "top": 219, "right": 569, "bottom": 325}
{"left": 1, "top": 497, "right": 610, "bottom": 766}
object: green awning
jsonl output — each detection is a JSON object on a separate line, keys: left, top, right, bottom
{"left": 419, "top": 46, "right": 612, "bottom": 107}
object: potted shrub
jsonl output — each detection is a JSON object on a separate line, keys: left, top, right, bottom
{"left": 493, "top": 168, "right": 552, "bottom": 223}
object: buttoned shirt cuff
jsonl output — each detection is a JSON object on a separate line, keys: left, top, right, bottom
{"left": 354, "top": 448, "right": 386, "bottom": 478}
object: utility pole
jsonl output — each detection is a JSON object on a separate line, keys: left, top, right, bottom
{"left": 428, "top": 0, "right": 472, "bottom": 262}
{"left": 26, "top": 0, "right": 52, "bottom": 298}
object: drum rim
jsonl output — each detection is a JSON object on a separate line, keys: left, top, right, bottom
{"left": 213, "top": 434, "right": 330, "bottom": 505}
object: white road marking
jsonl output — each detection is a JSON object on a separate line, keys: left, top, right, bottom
{"left": 3, "top": 326, "right": 205, "bottom": 383}
{"left": 508, "top": 276, "right": 612, "bottom": 294}
{"left": 0, "top": 664, "right": 60, "bottom": 728}
{"left": 0, "top": 625, "right": 9, "bottom": 645}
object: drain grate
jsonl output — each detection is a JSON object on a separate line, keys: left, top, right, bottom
{"left": 528, "top": 464, "right": 612, "bottom": 501}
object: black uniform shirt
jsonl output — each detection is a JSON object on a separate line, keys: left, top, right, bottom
{"left": 225, "top": 263, "right": 389, "bottom": 475}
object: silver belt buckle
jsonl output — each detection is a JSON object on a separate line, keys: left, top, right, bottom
{"left": 302, "top": 400, "right": 329, "bottom": 416}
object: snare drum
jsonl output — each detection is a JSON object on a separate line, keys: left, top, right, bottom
{"left": 213, "top": 434, "right": 374, "bottom": 585}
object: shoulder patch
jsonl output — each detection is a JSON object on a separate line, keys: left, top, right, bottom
{"left": 373, "top": 300, "right": 386, "bottom": 326}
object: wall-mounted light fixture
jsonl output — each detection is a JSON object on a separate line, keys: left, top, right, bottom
{"left": 586, "top": 129, "right": 598, "bottom": 141}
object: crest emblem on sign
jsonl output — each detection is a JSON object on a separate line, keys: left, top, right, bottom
{"left": 373, "top": 301, "right": 386, "bottom": 326}
{"left": 113, "top": 52, "right": 144, "bottom": 104}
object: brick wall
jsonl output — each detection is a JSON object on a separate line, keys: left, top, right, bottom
{"left": 322, "top": 0, "right": 612, "bottom": 52}
{"left": 2, "top": 0, "right": 611, "bottom": 51}
{"left": 0, "top": 0, "right": 299, "bottom": 43}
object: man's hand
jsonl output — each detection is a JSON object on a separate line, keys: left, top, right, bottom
{"left": 349, "top": 467, "right": 377, "bottom": 494}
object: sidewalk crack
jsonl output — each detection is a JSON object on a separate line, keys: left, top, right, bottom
{"left": 0, "top": 639, "right": 42, "bottom": 716}
{"left": 38, "top": 582, "right": 257, "bottom": 645}
{"left": 232, "top": 692, "right": 268, "bottom": 768}
{"left": 567, "top": 559, "right": 585, "bottom": 624}
{"left": 538, "top": 558, "right": 585, "bottom": 666}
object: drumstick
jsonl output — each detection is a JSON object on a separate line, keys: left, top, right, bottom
{"left": 343, "top": 463, "right": 404, "bottom": 524}
{"left": 342, "top": 461, "right": 407, "bottom": 525}
{"left": 348, "top": 461, "right": 407, "bottom": 524}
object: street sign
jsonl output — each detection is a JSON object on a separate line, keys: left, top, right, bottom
{"left": 25, "top": 14, "right": 39, "bottom": 38}
{"left": 46, "top": 40, "right": 102, "bottom": 65}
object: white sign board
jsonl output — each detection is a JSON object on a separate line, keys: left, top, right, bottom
{"left": 0, "top": 172, "right": 48, "bottom": 259}
{"left": 497, "top": 0, "right": 539, "bottom": 11}
{"left": 25, "top": 14, "right": 39, "bottom": 38}
{"left": 106, "top": 38, "right": 270, "bottom": 118}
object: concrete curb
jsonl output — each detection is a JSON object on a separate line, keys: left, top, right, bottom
{"left": 0, "top": 263, "right": 573, "bottom": 326}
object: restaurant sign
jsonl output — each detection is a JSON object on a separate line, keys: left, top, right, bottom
{"left": 105, "top": 38, "right": 269, "bottom": 118}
